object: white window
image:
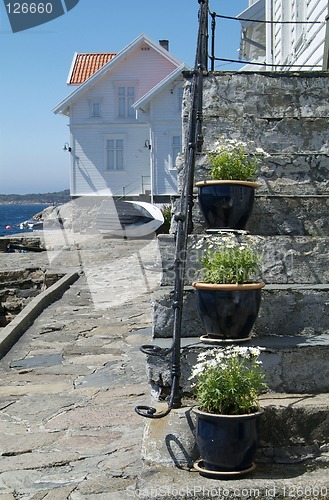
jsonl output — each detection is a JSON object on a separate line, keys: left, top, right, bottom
{"left": 118, "top": 86, "right": 135, "bottom": 118}
{"left": 106, "top": 137, "right": 125, "bottom": 171}
{"left": 178, "top": 87, "right": 184, "bottom": 112}
{"left": 89, "top": 99, "right": 102, "bottom": 118}
{"left": 171, "top": 135, "right": 181, "bottom": 169}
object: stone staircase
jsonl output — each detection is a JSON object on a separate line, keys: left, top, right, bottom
{"left": 141, "top": 72, "right": 329, "bottom": 476}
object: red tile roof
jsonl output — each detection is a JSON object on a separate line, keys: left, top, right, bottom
{"left": 68, "top": 53, "right": 117, "bottom": 85}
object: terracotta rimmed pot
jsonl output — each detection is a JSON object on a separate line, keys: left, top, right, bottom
{"left": 192, "top": 281, "right": 265, "bottom": 341}
{"left": 193, "top": 407, "right": 262, "bottom": 475}
{"left": 196, "top": 180, "right": 260, "bottom": 230}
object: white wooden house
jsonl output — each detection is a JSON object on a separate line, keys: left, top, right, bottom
{"left": 53, "top": 34, "right": 189, "bottom": 200}
{"left": 237, "top": 0, "right": 329, "bottom": 70}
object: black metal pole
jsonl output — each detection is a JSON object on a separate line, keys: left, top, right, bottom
{"left": 135, "top": 0, "right": 209, "bottom": 419}
{"left": 211, "top": 11, "right": 216, "bottom": 72}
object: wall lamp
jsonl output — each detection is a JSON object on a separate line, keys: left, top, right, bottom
{"left": 63, "top": 142, "right": 72, "bottom": 152}
{"left": 144, "top": 140, "right": 151, "bottom": 150}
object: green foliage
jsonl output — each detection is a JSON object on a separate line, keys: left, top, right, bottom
{"left": 209, "top": 147, "right": 257, "bottom": 181}
{"left": 207, "top": 138, "right": 269, "bottom": 182}
{"left": 156, "top": 204, "right": 172, "bottom": 234}
{"left": 190, "top": 346, "right": 268, "bottom": 415}
{"left": 197, "top": 234, "right": 262, "bottom": 284}
{"left": 161, "top": 204, "right": 172, "bottom": 226}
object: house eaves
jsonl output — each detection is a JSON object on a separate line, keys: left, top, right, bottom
{"left": 133, "top": 63, "right": 189, "bottom": 112}
{"left": 53, "top": 33, "right": 184, "bottom": 116}
{"left": 237, "top": 0, "right": 266, "bottom": 61}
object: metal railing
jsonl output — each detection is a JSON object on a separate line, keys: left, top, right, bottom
{"left": 208, "top": 8, "right": 324, "bottom": 71}
{"left": 135, "top": 0, "right": 208, "bottom": 419}
{"left": 113, "top": 175, "right": 151, "bottom": 199}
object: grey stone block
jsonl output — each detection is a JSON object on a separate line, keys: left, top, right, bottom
{"left": 145, "top": 336, "right": 329, "bottom": 395}
{"left": 190, "top": 194, "right": 329, "bottom": 236}
{"left": 152, "top": 285, "right": 329, "bottom": 339}
{"left": 157, "top": 234, "right": 329, "bottom": 285}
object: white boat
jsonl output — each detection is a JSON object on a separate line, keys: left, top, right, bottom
{"left": 19, "top": 220, "right": 43, "bottom": 230}
{"left": 96, "top": 200, "right": 164, "bottom": 238}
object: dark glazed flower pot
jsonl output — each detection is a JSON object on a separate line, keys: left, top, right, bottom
{"left": 193, "top": 282, "right": 265, "bottom": 341}
{"left": 193, "top": 408, "right": 262, "bottom": 473}
{"left": 196, "top": 180, "right": 259, "bottom": 230}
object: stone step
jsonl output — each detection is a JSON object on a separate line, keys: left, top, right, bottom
{"left": 257, "top": 154, "right": 329, "bottom": 196}
{"left": 157, "top": 234, "right": 329, "bottom": 285}
{"left": 192, "top": 195, "right": 329, "bottom": 236}
{"left": 145, "top": 336, "right": 329, "bottom": 395}
{"left": 141, "top": 393, "right": 329, "bottom": 468}
{"left": 152, "top": 284, "right": 329, "bottom": 339}
{"left": 191, "top": 150, "right": 329, "bottom": 196}
{"left": 250, "top": 195, "right": 329, "bottom": 236}
{"left": 139, "top": 393, "right": 329, "bottom": 499}
{"left": 137, "top": 459, "right": 329, "bottom": 500}
{"left": 196, "top": 74, "right": 329, "bottom": 188}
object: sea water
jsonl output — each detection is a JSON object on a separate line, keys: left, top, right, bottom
{"left": 0, "top": 204, "right": 50, "bottom": 237}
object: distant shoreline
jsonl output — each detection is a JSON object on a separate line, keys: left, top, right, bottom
{"left": 0, "top": 202, "right": 57, "bottom": 205}
{"left": 0, "top": 190, "right": 70, "bottom": 205}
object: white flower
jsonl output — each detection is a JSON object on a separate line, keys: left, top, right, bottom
{"left": 209, "top": 137, "right": 269, "bottom": 157}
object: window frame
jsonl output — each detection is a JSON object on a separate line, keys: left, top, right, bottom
{"left": 177, "top": 87, "right": 184, "bottom": 112}
{"left": 105, "top": 135, "right": 126, "bottom": 172}
{"left": 89, "top": 98, "right": 102, "bottom": 118}
{"left": 169, "top": 133, "right": 182, "bottom": 171}
{"left": 113, "top": 81, "right": 138, "bottom": 119}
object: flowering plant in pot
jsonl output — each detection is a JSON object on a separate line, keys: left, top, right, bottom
{"left": 192, "top": 233, "right": 265, "bottom": 342}
{"left": 196, "top": 137, "right": 269, "bottom": 230}
{"left": 190, "top": 345, "right": 268, "bottom": 476}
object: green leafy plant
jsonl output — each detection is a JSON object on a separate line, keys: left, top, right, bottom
{"left": 156, "top": 203, "right": 172, "bottom": 234}
{"left": 195, "top": 234, "right": 262, "bottom": 284}
{"left": 208, "top": 137, "right": 269, "bottom": 182}
{"left": 190, "top": 346, "right": 268, "bottom": 415}
{"left": 161, "top": 204, "right": 172, "bottom": 227}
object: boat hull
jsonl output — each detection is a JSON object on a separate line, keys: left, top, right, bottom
{"left": 96, "top": 200, "right": 164, "bottom": 238}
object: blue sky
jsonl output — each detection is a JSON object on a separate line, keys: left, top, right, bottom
{"left": 0, "top": 0, "right": 248, "bottom": 195}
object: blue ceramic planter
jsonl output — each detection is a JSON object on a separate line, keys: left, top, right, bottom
{"left": 194, "top": 408, "right": 262, "bottom": 473}
{"left": 193, "top": 282, "right": 265, "bottom": 341}
{"left": 196, "top": 180, "right": 259, "bottom": 230}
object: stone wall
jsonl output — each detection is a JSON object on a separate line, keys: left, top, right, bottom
{"left": 179, "top": 71, "right": 329, "bottom": 233}
{"left": 149, "top": 71, "right": 329, "bottom": 398}
{"left": 0, "top": 269, "right": 62, "bottom": 327}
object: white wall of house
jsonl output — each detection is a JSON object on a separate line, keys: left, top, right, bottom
{"left": 70, "top": 124, "right": 150, "bottom": 197}
{"left": 270, "top": 0, "right": 327, "bottom": 70}
{"left": 148, "top": 82, "right": 184, "bottom": 195}
{"left": 240, "top": 0, "right": 328, "bottom": 70}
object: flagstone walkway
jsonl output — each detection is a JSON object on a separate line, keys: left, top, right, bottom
{"left": 0, "top": 235, "right": 161, "bottom": 499}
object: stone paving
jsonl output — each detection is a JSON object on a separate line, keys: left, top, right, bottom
{"left": 0, "top": 234, "right": 161, "bottom": 499}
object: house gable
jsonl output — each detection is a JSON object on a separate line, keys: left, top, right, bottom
{"left": 133, "top": 64, "right": 188, "bottom": 114}
{"left": 53, "top": 34, "right": 183, "bottom": 116}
